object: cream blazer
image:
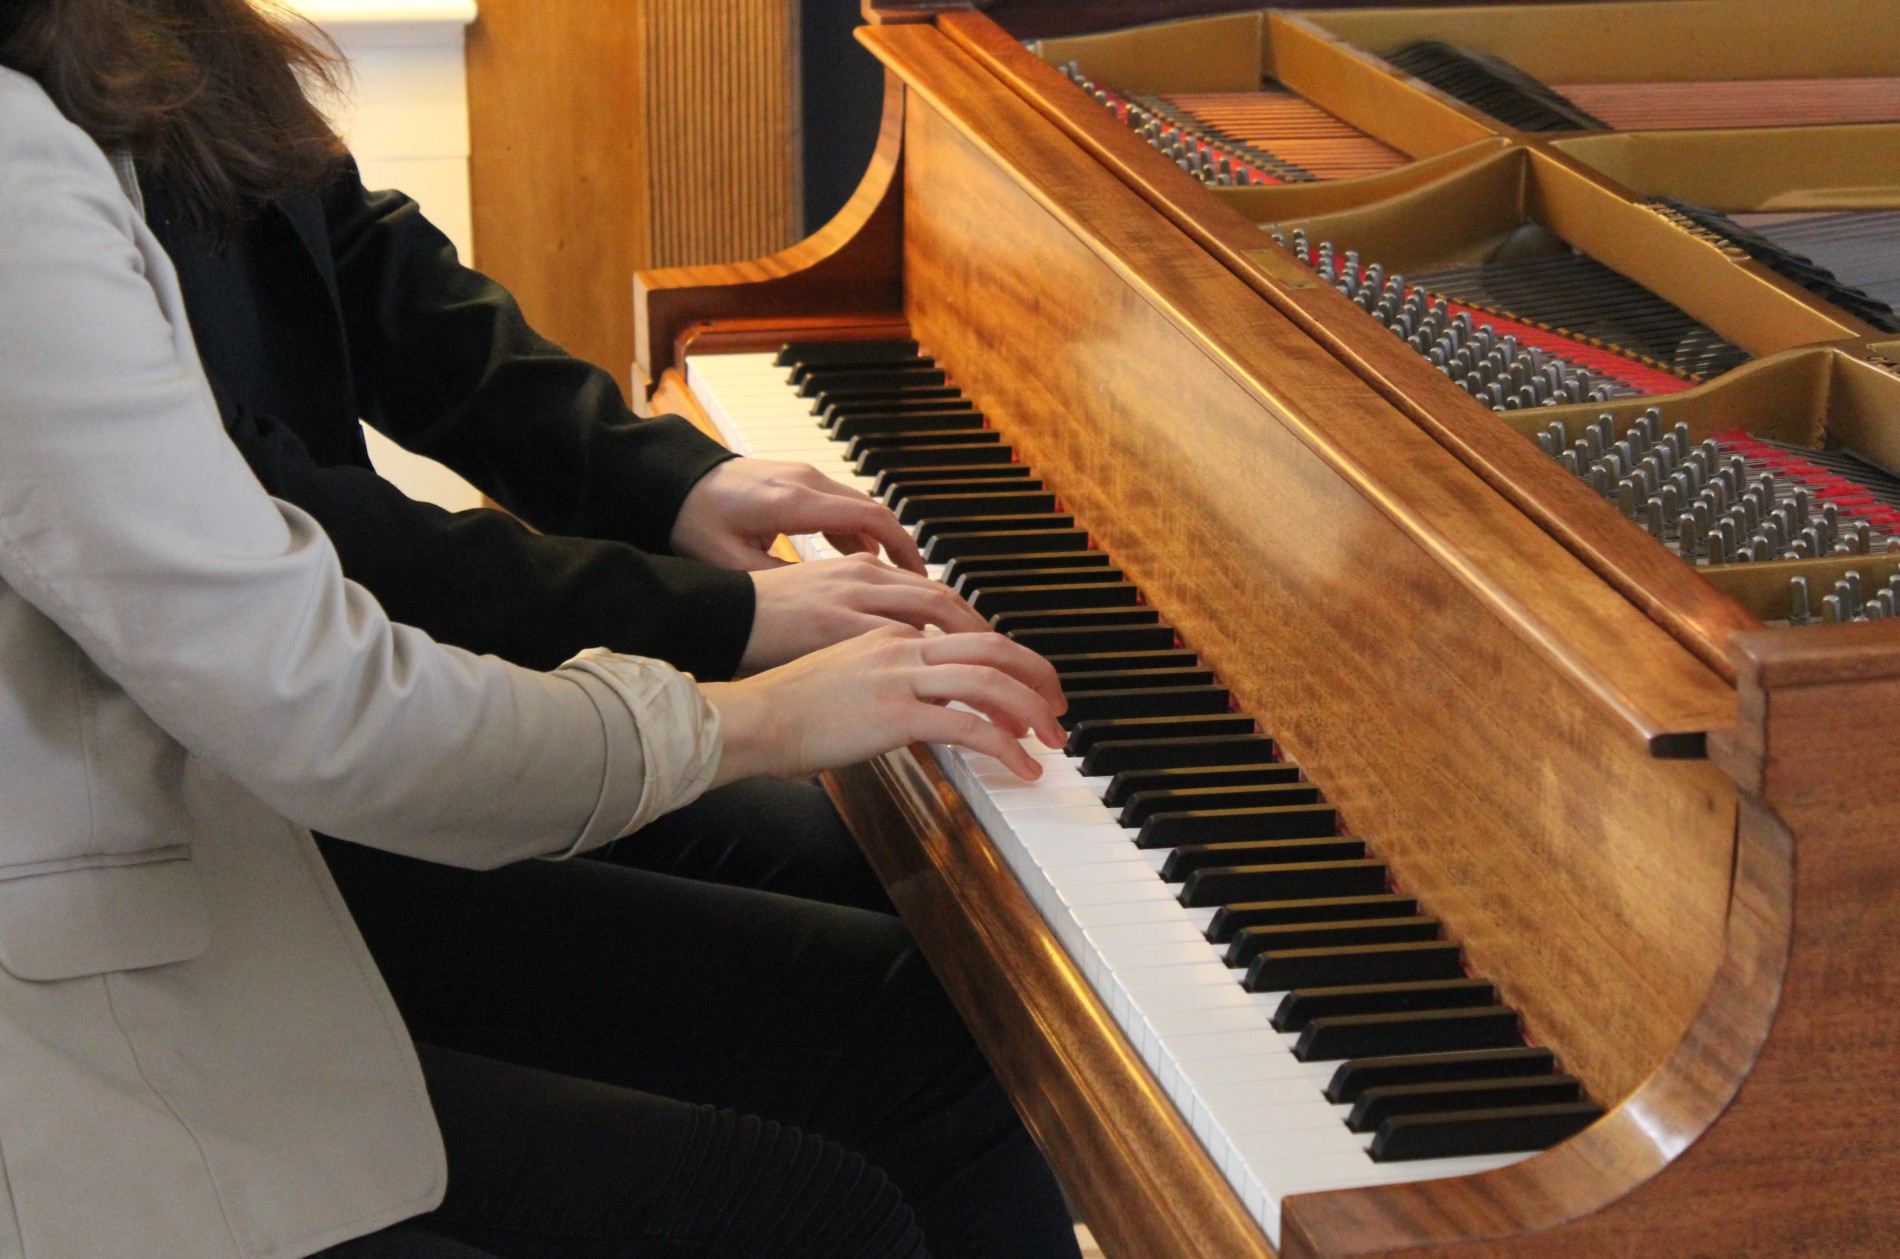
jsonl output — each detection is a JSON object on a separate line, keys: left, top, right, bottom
{"left": 0, "top": 70, "right": 722, "bottom": 1258}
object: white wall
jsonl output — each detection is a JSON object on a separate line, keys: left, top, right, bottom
{"left": 284, "top": 0, "right": 485, "bottom": 512}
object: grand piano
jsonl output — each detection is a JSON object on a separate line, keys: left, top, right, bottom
{"left": 630, "top": 3, "right": 1900, "bottom": 1253}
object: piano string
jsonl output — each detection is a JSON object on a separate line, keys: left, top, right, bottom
{"left": 1056, "top": 63, "right": 1410, "bottom": 186}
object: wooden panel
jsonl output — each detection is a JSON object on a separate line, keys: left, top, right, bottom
{"left": 873, "top": 22, "right": 1738, "bottom": 1108}
{"left": 469, "top": 0, "right": 800, "bottom": 398}
{"left": 827, "top": 751, "right": 1275, "bottom": 1259}
{"left": 1284, "top": 626, "right": 1900, "bottom": 1255}
{"left": 936, "top": 11, "right": 1766, "bottom": 680}
{"left": 468, "top": 0, "right": 648, "bottom": 394}
{"left": 632, "top": 73, "right": 907, "bottom": 394}
{"left": 644, "top": 0, "right": 802, "bottom": 267}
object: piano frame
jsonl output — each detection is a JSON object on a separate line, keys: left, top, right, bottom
{"left": 633, "top": 7, "right": 1900, "bottom": 1255}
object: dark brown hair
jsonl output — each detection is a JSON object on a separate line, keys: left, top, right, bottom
{"left": 0, "top": 0, "right": 346, "bottom": 242}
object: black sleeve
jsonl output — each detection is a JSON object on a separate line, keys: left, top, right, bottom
{"left": 227, "top": 405, "right": 757, "bottom": 679}
{"left": 318, "top": 158, "right": 735, "bottom": 554}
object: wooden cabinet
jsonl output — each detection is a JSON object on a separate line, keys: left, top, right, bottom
{"left": 467, "top": 0, "right": 803, "bottom": 397}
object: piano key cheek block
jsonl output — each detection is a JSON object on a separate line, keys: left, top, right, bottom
{"left": 633, "top": 3, "right": 1900, "bottom": 1254}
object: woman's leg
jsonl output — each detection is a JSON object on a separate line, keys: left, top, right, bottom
{"left": 322, "top": 842, "right": 1080, "bottom": 1259}
{"left": 416, "top": 1045, "right": 926, "bottom": 1258}
{"left": 588, "top": 777, "right": 891, "bottom": 913}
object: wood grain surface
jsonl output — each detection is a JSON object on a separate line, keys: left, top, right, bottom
{"left": 933, "top": 11, "right": 1775, "bottom": 681}
{"left": 868, "top": 20, "right": 1738, "bottom": 1111}
{"left": 469, "top": 0, "right": 800, "bottom": 399}
{"left": 633, "top": 73, "right": 908, "bottom": 395}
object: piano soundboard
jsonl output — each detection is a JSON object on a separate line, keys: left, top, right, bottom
{"left": 685, "top": 339, "right": 1603, "bottom": 1247}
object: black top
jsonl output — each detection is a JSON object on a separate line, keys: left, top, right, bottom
{"left": 143, "top": 158, "right": 755, "bottom": 678}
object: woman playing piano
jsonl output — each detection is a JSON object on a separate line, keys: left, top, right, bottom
{"left": 0, "top": 1, "right": 1084, "bottom": 1256}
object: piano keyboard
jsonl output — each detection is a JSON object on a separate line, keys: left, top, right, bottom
{"left": 685, "top": 340, "right": 1607, "bottom": 1246}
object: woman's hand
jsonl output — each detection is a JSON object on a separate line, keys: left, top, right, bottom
{"left": 702, "top": 626, "right": 1067, "bottom": 784}
{"left": 740, "top": 554, "right": 990, "bottom": 673}
{"left": 671, "top": 458, "right": 926, "bottom": 574}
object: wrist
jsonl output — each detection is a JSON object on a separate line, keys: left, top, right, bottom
{"left": 698, "top": 679, "right": 786, "bottom": 786}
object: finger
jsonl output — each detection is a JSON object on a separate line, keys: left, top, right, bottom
{"left": 917, "top": 631, "right": 1065, "bottom": 717}
{"left": 910, "top": 705, "right": 1043, "bottom": 779}
{"left": 845, "top": 580, "right": 990, "bottom": 636}
{"left": 822, "top": 531, "right": 880, "bottom": 559}
{"left": 776, "top": 494, "right": 925, "bottom": 575}
{"left": 911, "top": 663, "right": 1064, "bottom": 752}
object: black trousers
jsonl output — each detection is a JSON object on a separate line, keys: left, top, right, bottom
{"left": 314, "top": 779, "right": 1080, "bottom": 1259}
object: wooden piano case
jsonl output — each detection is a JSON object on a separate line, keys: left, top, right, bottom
{"left": 633, "top": 4, "right": 1900, "bottom": 1254}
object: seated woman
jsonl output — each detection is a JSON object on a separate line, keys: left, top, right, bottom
{"left": 0, "top": 3, "right": 1082, "bottom": 1257}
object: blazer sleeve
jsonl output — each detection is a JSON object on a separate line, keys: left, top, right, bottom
{"left": 0, "top": 75, "right": 719, "bottom": 868}
{"left": 227, "top": 405, "right": 757, "bottom": 678}
{"left": 318, "top": 157, "right": 736, "bottom": 554}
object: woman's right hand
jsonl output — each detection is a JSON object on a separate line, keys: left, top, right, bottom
{"left": 701, "top": 626, "right": 1067, "bottom": 784}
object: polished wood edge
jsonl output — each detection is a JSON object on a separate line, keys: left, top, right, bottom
{"left": 863, "top": 0, "right": 976, "bottom": 22}
{"left": 1279, "top": 798, "right": 1790, "bottom": 1257}
{"left": 674, "top": 314, "right": 916, "bottom": 365}
{"left": 1726, "top": 618, "right": 1900, "bottom": 689}
{"left": 935, "top": 10, "right": 1762, "bottom": 684}
{"left": 644, "top": 368, "right": 715, "bottom": 433}
{"left": 632, "top": 73, "right": 908, "bottom": 395}
{"left": 872, "top": 17, "right": 1735, "bottom": 752}
{"left": 824, "top": 751, "right": 1277, "bottom": 1259}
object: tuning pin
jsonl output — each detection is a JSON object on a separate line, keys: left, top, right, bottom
{"left": 1824, "top": 593, "right": 1846, "bottom": 623}
{"left": 1788, "top": 576, "right": 1812, "bottom": 626}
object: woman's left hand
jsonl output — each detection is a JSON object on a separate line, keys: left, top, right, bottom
{"left": 670, "top": 457, "right": 927, "bottom": 574}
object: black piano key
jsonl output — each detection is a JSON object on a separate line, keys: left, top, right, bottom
{"left": 1369, "top": 1103, "right": 1602, "bottom": 1163}
{"left": 1162, "top": 837, "right": 1367, "bottom": 881}
{"left": 847, "top": 429, "right": 1002, "bottom": 463}
{"left": 900, "top": 492, "right": 1060, "bottom": 527}
{"left": 957, "top": 566, "right": 1124, "bottom": 595}
{"left": 797, "top": 366, "right": 947, "bottom": 396}
{"left": 1208, "top": 894, "right": 1418, "bottom": 943}
{"left": 1058, "top": 667, "right": 1214, "bottom": 694}
{"left": 1226, "top": 917, "right": 1441, "bottom": 968}
{"left": 1349, "top": 1074, "right": 1582, "bottom": 1134}
{"left": 938, "top": 551, "right": 1111, "bottom": 585}
{"left": 994, "top": 607, "right": 1157, "bottom": 637}
{"left": 1043, "top": 649, "right": 1197, "bottom": 674}
{"left": 1178, "top": 859, "right": 1390, "bottom": 908}
{"left": 1059, "top": 685, "right": 1232, "bottom": 728}
{"left": 1066, "top": 714, "right": 1256, "bottom": 757}
{"left": 916, "top": 513, "right": 1076, "bottom": 548}
{"left": 1294, "top": 1005, "right": 1522, "bottom": 1062}
{"left": 856, "top": 443, "right": 1018, "bottom": 475}
{"left": 1241, "top": 940, "right": 1465, "bottom": 992}
{"left": 776, "top": 338, "right": 919, "bottom": 370}
{"left": 1326, "top": 1046, "right": 1558, "bottom": 1104}
{"left": 1005, "top": 620, "right": 1174, "bottom": 653}
{"left": 1079, "top": 731, "right": 1275, "bottom": 776}
{"left": 830, "top": 410, "right": 986, "bottom": 440}
{"left": 827, "top": 398, "right": 975, "bottom": 425}
{"left": 887, "top": 475, "right": 1043, "bottom": 506}
{"left": 817, "top": 384, "right": 963, "bottom": 412}
{"left": 972, "top": 582, "right": 1138, "bottom": 615}
{"left": 875, "top": 464, "right": 1036, "bottom": 497}
{"left": 1271, "top": 977, "right": 1495, "bottom": 1031}
{"left": 1136, "top": 803, "right": 1339, "bottom": 848}
{"left": 1119, "top": 781, "right": 1319, "bottom": 826}
{"left": 927, "top": 529, "right": 1095, "bottom": 564}
{"left": 1104, "top": 763, "right": 1301, "bottom": 810}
